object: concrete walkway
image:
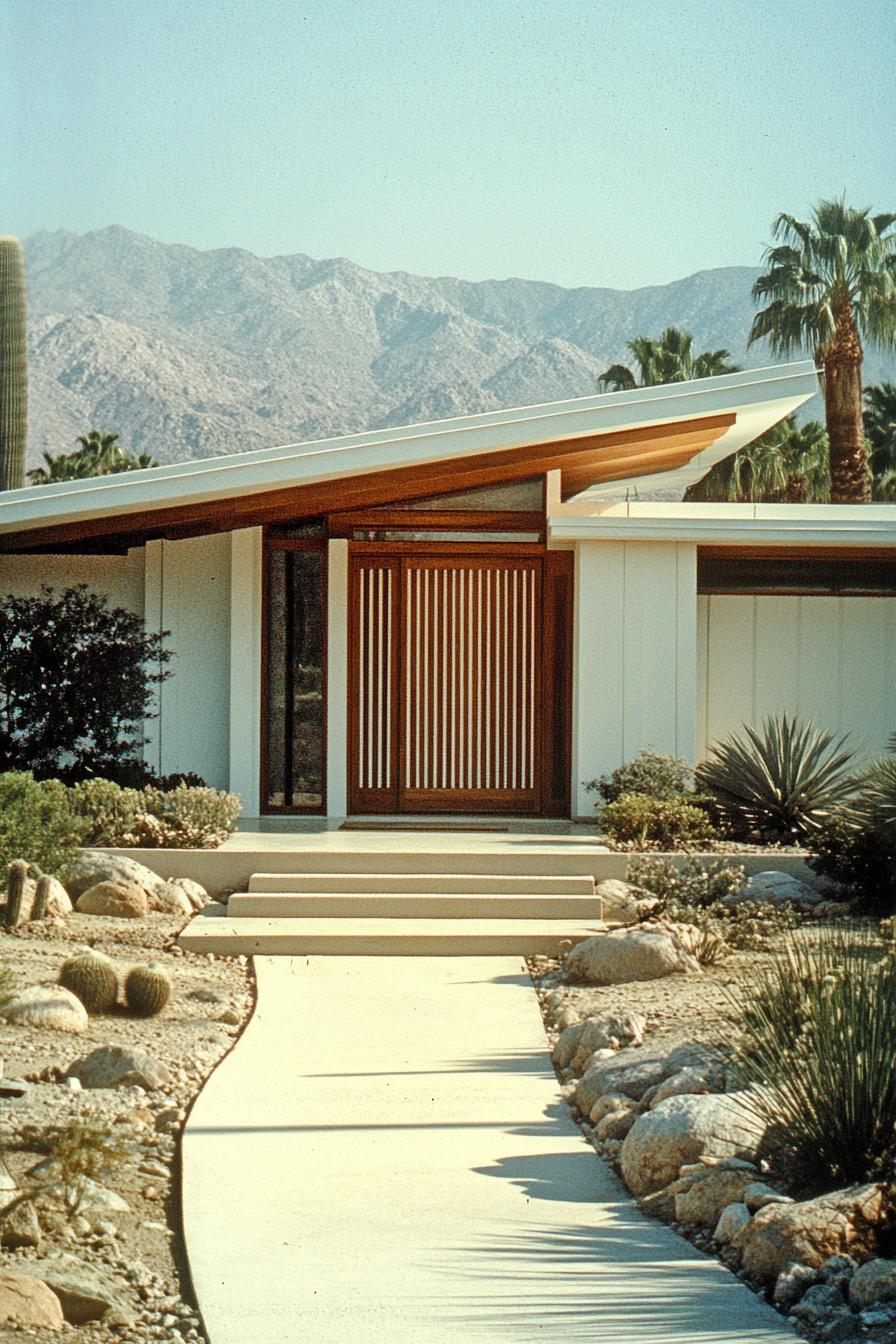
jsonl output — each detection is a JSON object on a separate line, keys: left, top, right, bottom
{"left": 182, "top": 957, "right": 796, "bottom": 1343}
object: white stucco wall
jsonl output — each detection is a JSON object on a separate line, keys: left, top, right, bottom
{"left": 698, "top": 594, "right": 896, "bottom": 762}
{"left": 0, "top": 549, "right": 145, "bottom": 614}
{"left": 572, "top": 540, "right": 698, "bottom": 816}
{"left": 143, "top": 534, "right": 232, "bottom": 789}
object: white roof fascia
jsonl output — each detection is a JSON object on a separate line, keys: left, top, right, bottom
{"left": 548, "top": 502, "right": 896, "bottom": 547}
{"left": 0, "top": 361, "right": 818, "bottom": 537}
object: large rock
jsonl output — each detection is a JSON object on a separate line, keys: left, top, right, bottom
{"left": 714, "top": 1202, "right": 752, "bottom": 1246}
{"left": 2, "top": 984, "right": 88, "bottom": 1033}
{"left": 66, "top": 1044, "right": 172, "bottom": 1091}
{"left": 164, "top": 876, "right": 210, "bottom": 911}
{"left": 61, "top": 853, "right": 164, "bottom": 902}
{"left": 850, "top": 1259, "right": 896, "bottom": 1310}
{"left": 674, "top": 1165, "right": 759, "bottom": 1228}
{"left": 650, "top": 1065, "right": 721, "bottom": 1107}
{"left": 576, "top": 1047, "right": 668, "bottom": 1114}
{"left": 620, "top": 1092, "right": 765, "bottom": 1196}
{"left": 12, "top": 1258, "right": 136, "bottom": 1326}
{"left": 724, "top": 870, "right": 820, "bottom": 911}
{"left": 552, "top": 1011, "right": 646, "bottom": 1072}
{"left": 594, "top": 879, "right": 640, "bottom": 923}
{"left": 1, "top": 1198, "right": 42, "bottom": 1248}
{"left": 151, "top": 881, "right": 193, "bottom": 916}
{"left": 565, "top": 924, "right": 701, "bottom": 985}
{"left": 732, "top": 1184, "right": 889, "bottom": 1284}
{"left": 76, "top": 880, "right": 148, "bottom": 918}
{"left": 0, "top": 1272, "right": 64, "bottom": 1330}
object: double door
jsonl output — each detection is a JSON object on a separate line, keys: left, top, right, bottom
{"left": 348, "top": 547, "right": 571, "bottom": 815}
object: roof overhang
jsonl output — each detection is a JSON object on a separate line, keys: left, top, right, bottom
{"left": 548, "top": 502, "right": 896, "bottom": 548}
{"left": 0, "top": 361, "right": 819, "bottom": 553}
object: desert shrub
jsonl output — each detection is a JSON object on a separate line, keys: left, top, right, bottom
{"left": 730, "top": 926, "right": 896, "bottom": 1192}
{"left": 40, "top": 1120, "right": 131, "bottom": 1217}
{"left": 584, "top": 750, "right": 694, "bottom": 805}
{"left": 806, "top": 755, "right": 896, "bottom": 914}
{"left": 0, "top": 584, "right": 170, "bottom": 783}
{"left": 0, "top": 772, "right": 82, "bottom": 874}
{"left": 68, "top": 778, "right": 141, "bottom": 847}
{"left": 696, "top": 713, "right": 857, "bottom": 844}
{"left": 627, "top": 854, "right": 747, "bottom": 907}
{"left": 125, "top": 784, "right": 241, "bottom": 848}
{"left": 600, "top": 792, "right": 717, "bottom": 850}
{"left": 66, "top": 777, "right": 239, "bottom": 848}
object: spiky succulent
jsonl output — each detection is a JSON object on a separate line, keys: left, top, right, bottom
{"left": 696, "top": 713, "right": 857, "bottom": 843}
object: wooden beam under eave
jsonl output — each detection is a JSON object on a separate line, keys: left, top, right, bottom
{"left": 0, "top": 412, "right": 737, "bottom": 552}
{"left": 560, "top": 438, "right": 719, "bottom": 499}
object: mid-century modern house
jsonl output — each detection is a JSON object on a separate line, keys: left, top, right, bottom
{"left": 1, "top": 360, "right": 895, "bottom": 823}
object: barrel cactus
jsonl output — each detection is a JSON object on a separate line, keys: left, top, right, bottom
{"left": 0, "top": 237, "right": 28, "bottom": 491}
{"left": 4, "top": 860, "right": 28, "bottom": 928}
{"left": 124, "top": 963, "right": 171, "bottom": 1017}
{"left": 59, "top": 950, "right": 119, "bottom": 1013}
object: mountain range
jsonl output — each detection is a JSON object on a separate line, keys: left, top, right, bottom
{"left": 22, "top": 226, "right": 894, "bottom": 470}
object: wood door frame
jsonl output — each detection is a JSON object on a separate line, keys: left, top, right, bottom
{"left": 346, "top": 542, "right": 573, "bottom": 817}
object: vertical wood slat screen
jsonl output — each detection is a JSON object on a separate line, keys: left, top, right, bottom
{"left": 355, "top": 562, "right": 394, "bottom": 792}
{"left": 402, "top": 560, "right": 539, "bottom": 795}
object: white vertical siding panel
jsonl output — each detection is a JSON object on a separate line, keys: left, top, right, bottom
{"left": 754, "top": 596, "right": 801, "bottom": 722}
{"left": 572, "top": 542, "right": 625, "bottom": 815}
{"left": 621, "top": 543, "right": 679, "bottom": 758}
{"left": 674, "top": 543, "right": 698, "bottom": 763}
{"left": 699, "top": 594, "right": 896, "bottom": 764}
{"left": 702, "top": 596, "right": 758, "bottom": 750}
{"left": 696, "top": 595, "right": 710, "bottom": 760}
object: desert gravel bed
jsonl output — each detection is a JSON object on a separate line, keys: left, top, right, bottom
{"left": 0, "top": 910, "right": 253, "bottom": 1343}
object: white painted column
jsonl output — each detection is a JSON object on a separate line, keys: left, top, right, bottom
{"left": 228, "top": 528, "right": 263, "bottom": 817}
{"left": 143, "top": 541, "right": 164, "bottom": 777}
{"left": 572, "top": 539, "right": 698, "bottom": 817}
{"left": 326, "top": 539, "right": 349, "bottom": 818}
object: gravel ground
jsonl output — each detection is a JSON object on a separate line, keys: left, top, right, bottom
{"left": 0, "top": 909, "right": 253, "bottom": 1343}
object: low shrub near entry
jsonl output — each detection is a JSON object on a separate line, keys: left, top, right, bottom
{"left": 600, "top": 792, "right": 718, "bottom": 850}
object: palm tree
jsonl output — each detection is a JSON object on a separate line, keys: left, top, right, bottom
{"left": 749, "top": 199, "right": 896, "bottom": 503}
{"left": 685, "top": 417, "right": 829, "bottom": 503}
{"left": 864, "top": 381, "right": 896, "bottom": 481}
{"left": 26, "top": 430, "right": 159, "bottom": 485}
{"left": 598, "top": 326, "right": 740, "bottom": 391}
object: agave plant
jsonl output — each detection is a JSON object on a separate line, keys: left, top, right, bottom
{"left": 696, "top": 713, "right": 857, "bottom": 842}
{"left": 852, "top": 751, "right": 896, "bottom": 840}
{"left": 729, "top": 926, "right": 896, "bottom": 1191}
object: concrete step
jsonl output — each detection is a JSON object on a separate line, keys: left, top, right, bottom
{"left": 239, "top": 848, "right": 606, "bottom": 877}
{"left": 228, "top": 892, "right": 604, "bottom": 919}
{"left": 246, "top": 871, "right": 595, "bottom": 895}
{"left": 178, "top": 908, "right": 605, "bottom": 956}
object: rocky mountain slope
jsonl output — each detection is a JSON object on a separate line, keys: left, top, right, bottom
{"left": 23, "top": 226, "right": 893, "bottom": 467}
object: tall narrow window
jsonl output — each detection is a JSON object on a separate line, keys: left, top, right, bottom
{"left": 265, "top": 546, "right": 326, "bottom": 811}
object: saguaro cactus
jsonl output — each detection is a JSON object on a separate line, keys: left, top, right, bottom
{"left": 0, "top": 236, "right": 28, "bottom": 491}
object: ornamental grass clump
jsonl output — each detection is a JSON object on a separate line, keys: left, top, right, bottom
{"left": 696, "top": 713, "right": 857, "bottom": 843}
{"left": 730, "top": 925, "right": 896, "bottom": 1193}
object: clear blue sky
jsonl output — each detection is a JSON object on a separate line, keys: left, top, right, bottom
{"left": 3, "top": 0, "right": 893, "bottom": 289}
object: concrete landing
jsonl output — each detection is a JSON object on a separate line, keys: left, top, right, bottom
{"left": 177, "top": 911, "right": 605, "bottom": 955}
{"left": 182, "top": 958, "right": 795, "bottom": 1343}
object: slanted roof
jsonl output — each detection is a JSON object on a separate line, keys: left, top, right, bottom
{"left": 0, "top": 361, "right": 819, "bottom": 552}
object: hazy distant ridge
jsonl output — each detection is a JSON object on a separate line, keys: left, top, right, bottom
{"left": 25, "top": 226, "right": 889, "bottom": 466}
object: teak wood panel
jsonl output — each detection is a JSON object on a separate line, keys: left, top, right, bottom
{"left": 348, "top": 548, "right": 570, "bottom": 815}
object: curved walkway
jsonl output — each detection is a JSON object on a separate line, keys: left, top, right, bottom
{"left": 182, "top": 957, "right": 796, "bottom": 1343}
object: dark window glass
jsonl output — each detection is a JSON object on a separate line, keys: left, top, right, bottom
{"left": 698, "top": 556, "right": 896, "bottom": 596}
{"left": 266, "top": 549, "right": 325, "bottom": 810}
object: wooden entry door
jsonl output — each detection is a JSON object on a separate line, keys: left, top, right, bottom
{"left": 348, "top": 548, "right": 571, "bottom": 815}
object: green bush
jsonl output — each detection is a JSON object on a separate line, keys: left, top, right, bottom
{"left": 806, "top": 753, "right": 896, "bottom": 914}
{"left": 627, "top": 854, "right": 747, "bottom": 907}
{"left": 0, "top": 772, "right": 82, "bottom": 874}
{"left": 68, "top": 778, "right": 141, "bottom": 847}
{"left": 729, "top": 927, "right": 896, "bottom": 1192}
{"left": 0, "top": 585, "right": 170, "bottom": 782}
{"left": 696, "top": 713, "right": 857, "bottom": 844}
{"left": 600, "top": 791, "right": 717, "bottom": 850}
{"left": 584, "top": 750, "right": 694, "bottom": 805}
